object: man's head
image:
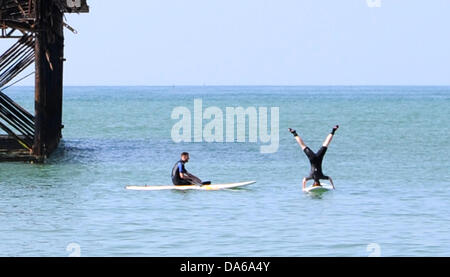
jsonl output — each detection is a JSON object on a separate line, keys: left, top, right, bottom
{"left": 181, "top": 152, "right": 190, "bottom": 162}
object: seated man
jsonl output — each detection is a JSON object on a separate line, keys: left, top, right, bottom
{"left": 171, "top": 152, "right": 206, "bottom": 186}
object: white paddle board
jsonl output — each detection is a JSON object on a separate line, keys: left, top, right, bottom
{"left": 304, "top": 183, "right": 334, "bottom": 194}
{"left": 126, "top": 181, "right": 256, "bottom": 191}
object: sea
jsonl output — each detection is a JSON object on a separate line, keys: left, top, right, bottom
{"left": 0, "top": 86, "right": 449, "bottom": 257}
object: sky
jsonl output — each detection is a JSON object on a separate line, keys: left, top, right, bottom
{"left": 2, "top": 0, "right": 450, "bottom": 86}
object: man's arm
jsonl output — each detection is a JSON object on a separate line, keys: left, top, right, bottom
{"left": 178, "top": 163, "right": 191, "bottom": 180}
{"left": 329, "top": 177, "right": 335, "bottom": 189}
{"left": 179, "top": 172, "right": 189, "bottom": 179}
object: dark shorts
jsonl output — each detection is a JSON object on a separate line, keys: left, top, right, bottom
{"left": 304, "top": 146, "right": 327, "bottom": 160}
{"left": 303, "top": 146, "right": 329, "bottom": 181}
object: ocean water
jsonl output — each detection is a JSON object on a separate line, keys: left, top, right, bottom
{"left": 0, "top": 86, "right": 449, "bottom": 257}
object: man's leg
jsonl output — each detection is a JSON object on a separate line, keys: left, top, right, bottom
{"left": 188, "top": 174, "right": 202, "bottom": 184}
{"left": 289, "top": 128, "right": 307, "bottom": 150}
{"left": 191, "top": 177, "right": 203, "bottom": 185}
{"left": 174, "top": 178, "right": 193, "bottom": 186}
{"left": 322, "top": 125, "right": 339, "bottom": 147}
{"left": 183, "top": 175, "right": 202, "bottom": 186}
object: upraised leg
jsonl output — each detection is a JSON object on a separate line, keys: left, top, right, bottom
{"left": 289, "top": 128, "right": 307, "bottom": 150}
{"left": 322, "top": 125, "right": 339, "bottom": 147}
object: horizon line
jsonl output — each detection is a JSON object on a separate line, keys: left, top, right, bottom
{"left": 7, "top": 84, "right": 450, "bottom": 88}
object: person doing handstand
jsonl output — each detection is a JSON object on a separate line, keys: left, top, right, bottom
{"left": 288, "top": 125, "right": 339, "bottom": 191}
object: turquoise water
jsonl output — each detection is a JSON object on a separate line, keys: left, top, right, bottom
{"left": 0, "top": 86, "right": 449, "bottom": 257}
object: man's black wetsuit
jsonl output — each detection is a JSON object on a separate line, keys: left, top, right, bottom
{"left": 303, "top": 146, "right": 330, "bottom": 182}
{"left": 289, "top": 126, "right": 338, "bottom": 183}
{"left": 171, "top": 160, "right": 191, "bottom": 186}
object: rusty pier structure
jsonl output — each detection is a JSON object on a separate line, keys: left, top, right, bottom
{"left": 0, "top": 0, "right": 88, "bottom": 162}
